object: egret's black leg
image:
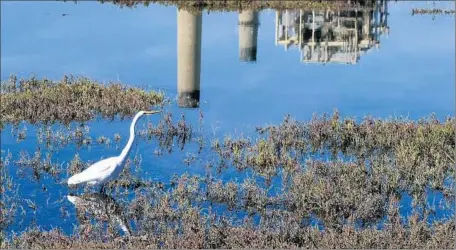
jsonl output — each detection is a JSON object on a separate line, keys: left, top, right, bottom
{"left": 99, "top": 184, "right": 105, "bottom": 194}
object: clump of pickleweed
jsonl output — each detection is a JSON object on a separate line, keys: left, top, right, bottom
{"left": 0, "top": 75, "right": 164, "bottom": 128}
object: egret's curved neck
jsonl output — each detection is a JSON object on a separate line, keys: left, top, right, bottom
{"left": 119, "top": 113, "right": 143, "bottom": 162}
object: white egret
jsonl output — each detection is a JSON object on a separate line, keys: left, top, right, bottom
{"left": 67, "top": 110, "right": 160, "bottom": 192}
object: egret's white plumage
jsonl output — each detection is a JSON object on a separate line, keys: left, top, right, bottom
{"left": 67, "top": 110, "right": 160, "bottom": 189}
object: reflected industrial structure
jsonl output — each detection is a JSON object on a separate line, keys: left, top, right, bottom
{"left": 175, "top": 1, "right": 391, "bottom": 109}
{"left": 177, "top": 9, "right": 202, "bottom": 108}
{"left": 175, "top": 9, "right": 261, "bottom": 109}
{"left": 274, "top": 0, "right": 389, "bottom": 64}
{"left": 238, "top": 10, "right": 260, "bottom": 62}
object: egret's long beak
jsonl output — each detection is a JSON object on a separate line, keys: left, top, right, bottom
{"left": 144, "top": 110, "right": 161, "bottom": 115}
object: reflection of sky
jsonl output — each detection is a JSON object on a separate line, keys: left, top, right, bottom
{"left": 1, "top": 0, "right": 455, "bottom": 234}
{"left": 1, "top": 1, "right": 455, "bottom": 130}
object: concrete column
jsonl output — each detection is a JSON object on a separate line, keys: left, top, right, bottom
{"left": 362, "top": 10, "right": 371, "bottom": 40}
{"left": 177, "top": 9, "right": 202, "bottom": 108}
{"left": 311, "top": 10, "right": 315, "bottom": 44}
{"left": 238, "top": 10, "right": 259, "bottom": 62}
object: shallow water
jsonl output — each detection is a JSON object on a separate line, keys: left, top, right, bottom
{"left": 1, "top": 0, "right": 455, "bottom": 236}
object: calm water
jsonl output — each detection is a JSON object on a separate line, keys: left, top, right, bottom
{"left": 1, "top": 0, "right": 455, "bottom": 235}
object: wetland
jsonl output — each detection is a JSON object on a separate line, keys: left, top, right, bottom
{"left": 1, "top": 0, "right": 455, "bottom": 248}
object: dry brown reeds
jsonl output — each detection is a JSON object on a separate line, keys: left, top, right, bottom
{"left": 412, "top": 8, "right": 456, "bottom": 15}
{"left": 7, "top": 110, "right": 197, "bottom": 156}
{"left": 4, "top": 183, "right": 455, "bottom": 248}
{"left": 0, "top": 151, "right": 20, "bottom": 244}
{"left": 1, "top": 109, "right": 454, "bottom": 248}
{"left": 0, "top": 75, "right": 164, "bottom": 129}
{"left": 94, "top": 0, "right": 374, "bottom": 13}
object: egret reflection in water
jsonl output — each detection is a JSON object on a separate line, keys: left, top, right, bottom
{"left": 67, "top": 193, "right": 131, "bottom": 236}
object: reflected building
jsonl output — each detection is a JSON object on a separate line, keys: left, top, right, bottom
{"left": 238, "top": 10, "right": 260, "bottom": 62}
{"left": 274, "top": 0, "right": 389, "bottom": 64}
{"left": 177, "top": 9, "right": 202, "bottom": 108}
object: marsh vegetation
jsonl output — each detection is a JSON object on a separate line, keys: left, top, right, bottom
{"left": 1, "top": 77, "right": 454, "bottom": 248}
{"left": 97, "top": 0, "right": 364, "bottom": 12}
{"left": 411, "top": 8, "right": 456, "bottom": 15}
{"left": 1, "top": 0, "right": 455, "bottom": 247}
{"left": 0, "top": 75, "right": 164, "bottom": 128}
